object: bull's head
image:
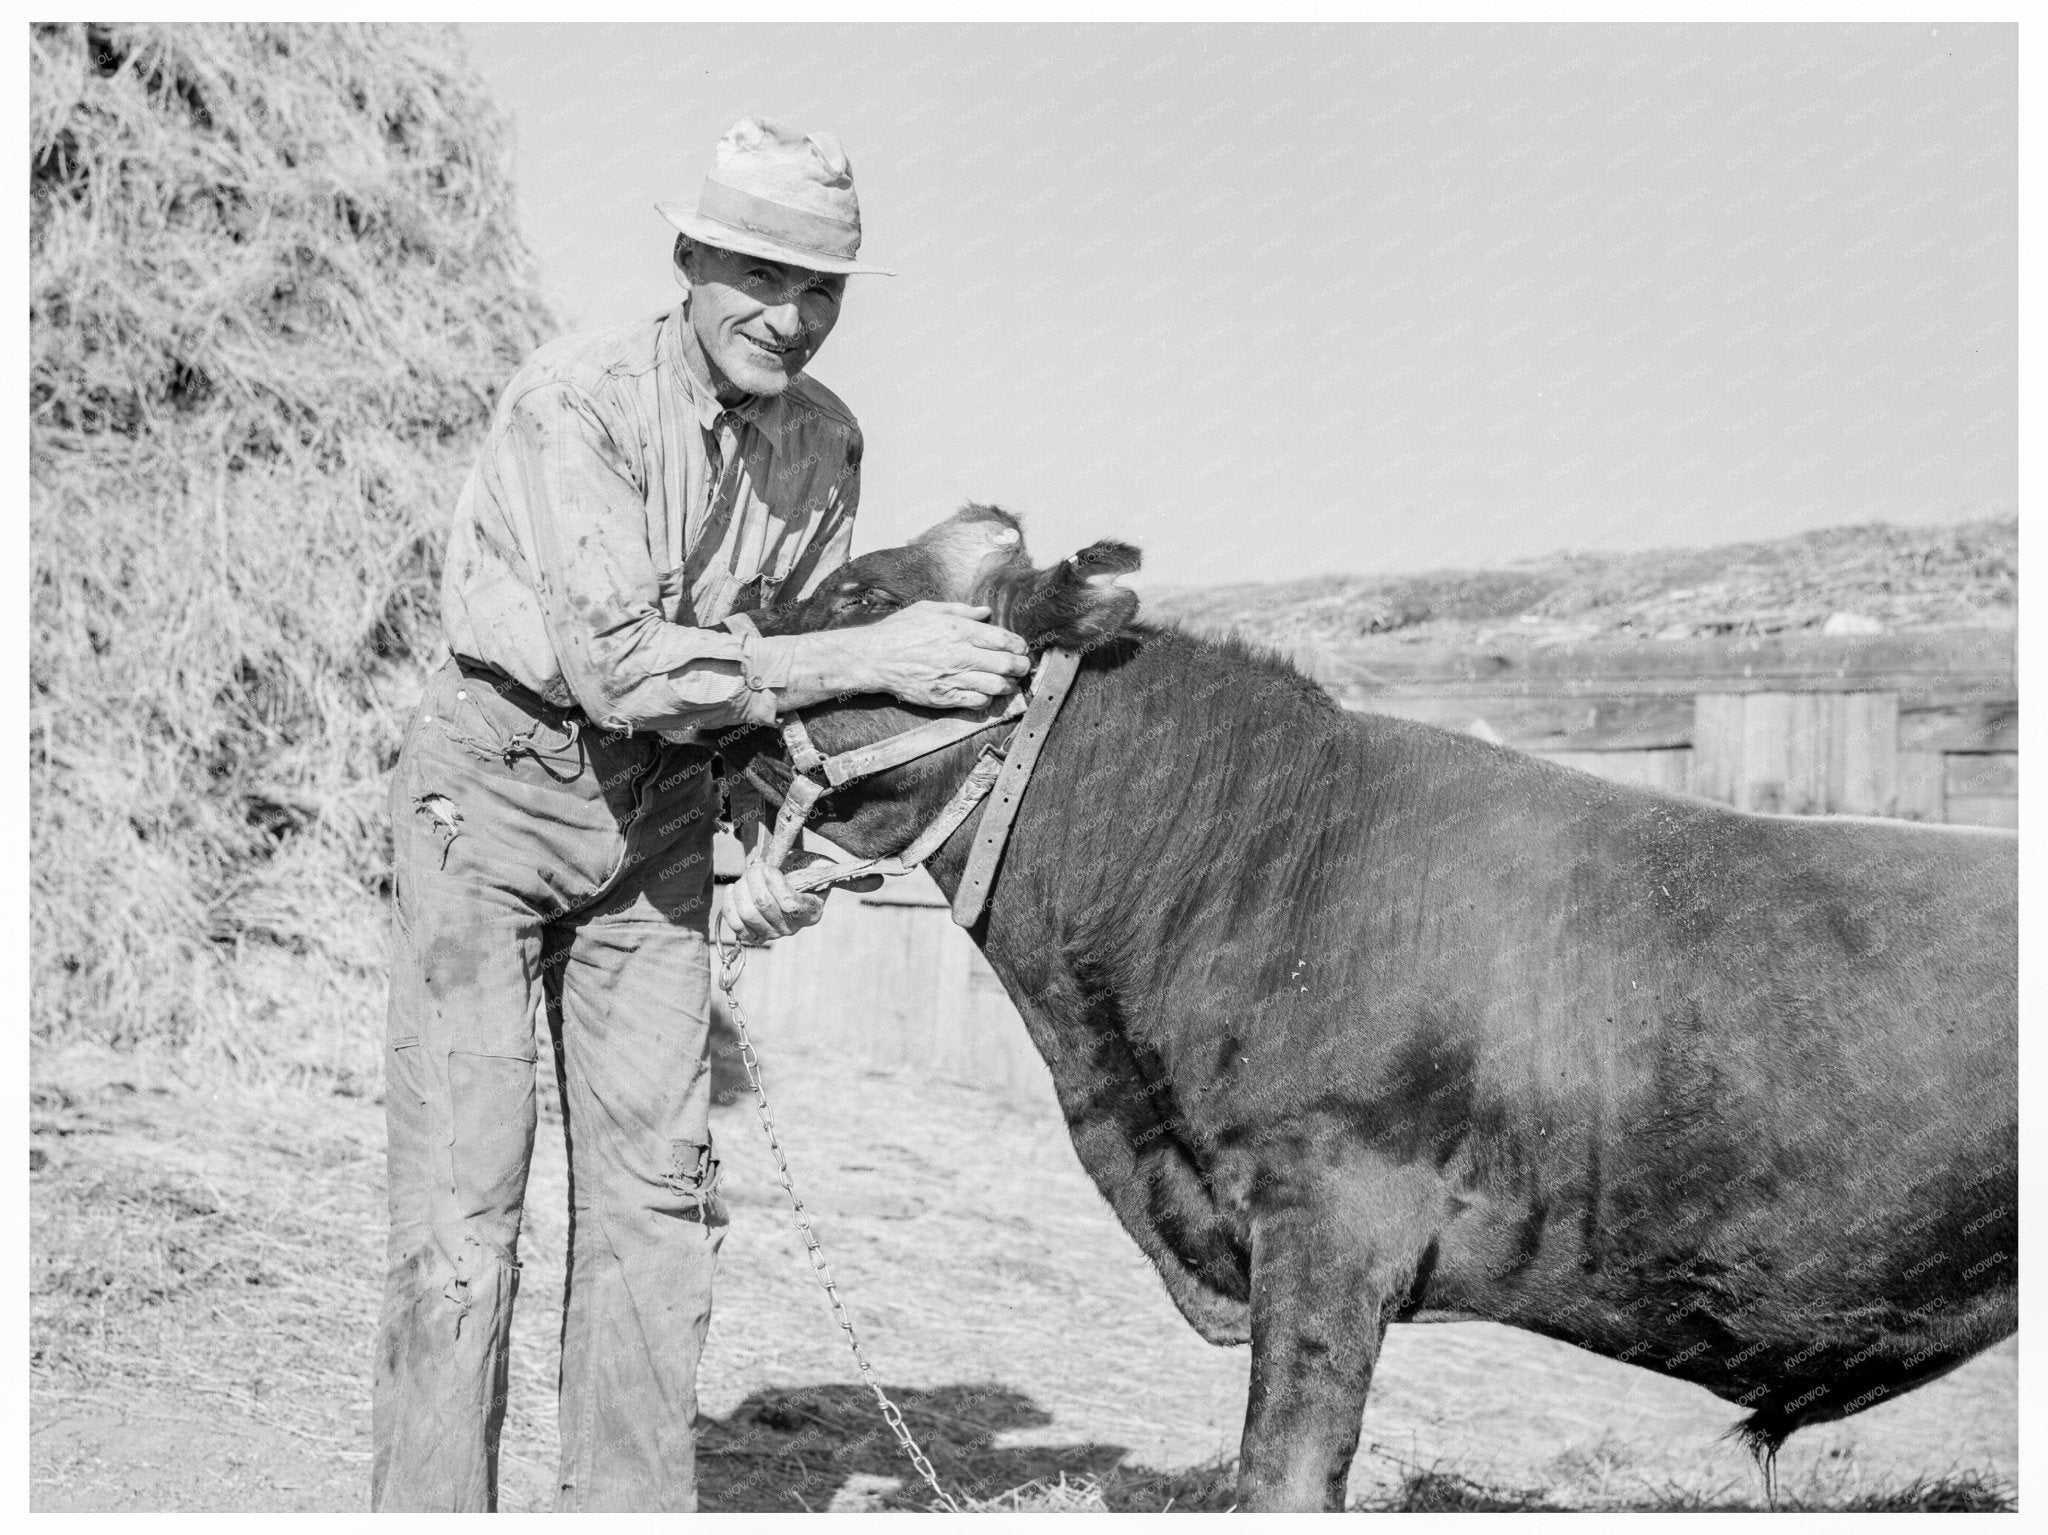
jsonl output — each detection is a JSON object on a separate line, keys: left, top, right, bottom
{"left": 730, "top": 504, "right": 1142, "bottom": 863}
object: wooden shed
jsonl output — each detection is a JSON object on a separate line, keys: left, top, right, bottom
{"left": 730, "top": 625, "right": 2016, "bottom": 1103}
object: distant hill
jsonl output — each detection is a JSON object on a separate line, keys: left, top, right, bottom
{"left": 1141, "top": 517, "right": 2017, "bottom": 652}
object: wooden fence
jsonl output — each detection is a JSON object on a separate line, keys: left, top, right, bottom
{"left": 732, "top": 626, "right": 2016, "bottom": 1102}
{"left": 1319, "top": 627, "right": 2017, "bottom": 826}
{"left": 727, "top": 871, "right": 1057, "bottom": 1103}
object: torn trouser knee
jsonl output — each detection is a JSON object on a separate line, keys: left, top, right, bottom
{"left": 390, "top": 1228, "right": 521, "bottom": 1358}
{"left": 442, "top": 1232, "right": 520, "bottom": 1339}
{"left": 371, "top": 1230, "right": 523, "bottom": 1512}
{"left": 664, "top": 1137, "right": 722, "bottom": 1224}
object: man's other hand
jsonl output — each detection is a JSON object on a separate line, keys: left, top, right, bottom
{"left": 715, "top": 851, "right": 881, "bottom": 945}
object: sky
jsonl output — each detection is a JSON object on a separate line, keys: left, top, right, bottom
{"left": 464, "top": 22, "right": 2015, "bottom": 589}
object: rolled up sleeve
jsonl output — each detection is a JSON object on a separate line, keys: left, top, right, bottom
{"left": 720, "top": 619, "right": 803, "bottom": 726}
{"left": 497, "top": 381, "right": 793, "bottom": 736}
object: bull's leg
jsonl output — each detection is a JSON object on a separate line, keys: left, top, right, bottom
{"left": 1236, "top": 1167, "right": 1438, "bottom": 1511}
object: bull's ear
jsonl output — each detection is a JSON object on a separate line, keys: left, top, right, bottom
{"left": 1008, "top": 539, "right": 1142, "bottom": 651}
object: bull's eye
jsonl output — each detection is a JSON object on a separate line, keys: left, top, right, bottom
{"left": 828, "top": 584, "right": 900, "bottom": 622}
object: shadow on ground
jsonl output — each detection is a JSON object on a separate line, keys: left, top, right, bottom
{"left": 696, "top": 1381, "right": 2017, "bottom": 1514}
{"left": 697, "top": 1381, "right": 1114, "bottom": 1511}
{"left": 696, "top": 1381, "right": 1235, "bottom": 1511}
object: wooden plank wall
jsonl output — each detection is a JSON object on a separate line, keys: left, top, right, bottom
{"left": 1522, "top": 698, "right": 2014, "bottom": 825}
{"left": 1944, "top": 751, "right": 2020, "bottom": 829}
{"left": 1689, "top": 692, "right": 1900, "bottom": 816}
{"left": 731, "top": 875, "right": 1052, "bottom": 1103}
{"left": 1346, "top": 629, "right": 2015, "bottom": 827}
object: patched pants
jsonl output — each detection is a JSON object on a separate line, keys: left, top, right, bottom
{"left": 371, "top": 658, "right": 725, "bottom": 1512}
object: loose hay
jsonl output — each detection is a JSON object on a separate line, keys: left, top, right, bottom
{"left": 29, "top": 21, "right": 556, "bottom": 1078}
{"left": 29, "top": 1048, "right": 387, "bottom": 1457}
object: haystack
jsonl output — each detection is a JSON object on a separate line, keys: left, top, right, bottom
{"left": 30, "top": 23, "right": 556, "bottom": 1078}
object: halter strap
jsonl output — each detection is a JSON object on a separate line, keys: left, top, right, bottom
{"left": 780, "top": 714, "right": 828, "bottom": 777}
{"left": 775, "top": 746, "right": 1008, "bottom": 897}
{"left": 738, "top": 649, "right": 1084, "bottom": 912}
{"left": 951, "top": 646, "right": 1083, "bottom": 928}
{"left": 764, "top": 771, "right": 827, "bottom": 872}
{"left": 817, "top": 690, "right": 1026, "bottom": 786}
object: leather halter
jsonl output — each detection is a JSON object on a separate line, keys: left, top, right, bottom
{"left": 737, "top": 647, "right": 1082, "bottom": 928}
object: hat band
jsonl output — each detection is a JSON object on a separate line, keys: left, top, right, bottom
{"left": 697, "top": 180, "right": 860, "bottom": 262}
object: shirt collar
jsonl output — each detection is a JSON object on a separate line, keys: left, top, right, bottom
{"left": 664, "top": 306, "right": 785, "bottom": 442}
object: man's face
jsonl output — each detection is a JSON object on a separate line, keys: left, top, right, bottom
{"left": 680, "top": 242, "right": 846, "bottom": 399}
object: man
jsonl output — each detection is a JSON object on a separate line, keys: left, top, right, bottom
{"left": 371, "top": 117, "right": 1029, "bottom": 1512}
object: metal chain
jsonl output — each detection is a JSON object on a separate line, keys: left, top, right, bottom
{"left": 714, "top": 930, "right": 961, "bottom": 1513}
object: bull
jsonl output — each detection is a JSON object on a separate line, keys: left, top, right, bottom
{"left": 729, "top": 506, "right": 2017, "bottom": 1511}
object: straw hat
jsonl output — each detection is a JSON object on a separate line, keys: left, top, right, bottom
{"left": 658, "top": 116, "right": 894, "bottom": 277}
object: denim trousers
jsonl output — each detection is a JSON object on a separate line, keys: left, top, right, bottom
{"left": 371, "top": 658, "right": 726, "bottom": 1511}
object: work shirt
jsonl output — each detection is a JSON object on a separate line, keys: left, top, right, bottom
{"left": 442, "top": 304, "right": 862, "bottom": 740}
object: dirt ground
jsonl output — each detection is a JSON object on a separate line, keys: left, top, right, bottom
{"left": 30, "top": 1018, "right": 2018, "bottom": 1513}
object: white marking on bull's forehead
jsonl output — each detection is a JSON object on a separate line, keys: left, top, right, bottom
{"left": 912, "top": 515, "right": 1027, "bottom": 596}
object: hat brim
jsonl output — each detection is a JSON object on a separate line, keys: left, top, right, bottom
{"left": 657, "top": 202, "right": 895, "bottom": 276}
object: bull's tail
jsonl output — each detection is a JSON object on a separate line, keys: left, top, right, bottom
{"left": 1729, "top": 1412, "right": 1788, "bottom": 1506}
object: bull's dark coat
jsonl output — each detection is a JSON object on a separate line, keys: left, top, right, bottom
{"left": 741, "top": 507, "right": 2017, "bottom": 1511}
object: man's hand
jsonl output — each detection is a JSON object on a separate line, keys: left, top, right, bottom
{"left": 715, "top": 851, "right": 882, "bottom": 946}
{"left": 853, "top": 602, "right": 1031, "bottom": 710}
{"left": 776, "top": 602, "right": 1031, "bottom": 712}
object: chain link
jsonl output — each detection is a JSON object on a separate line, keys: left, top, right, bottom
{"left": 714, "top": 930, "right": 961, "bottom": 1513}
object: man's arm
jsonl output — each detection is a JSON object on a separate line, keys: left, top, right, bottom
{"left": 493, "top": 380, "right": 810, "bottom": 733}
{"left": 769, "top": 604, "right": 1032, "bottom": 712}
{"left": 496, "top": 383, "right": 1027, "bottom": 729}
{"left": 753, "top": 430, "right": 1031, "bottom": 712}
